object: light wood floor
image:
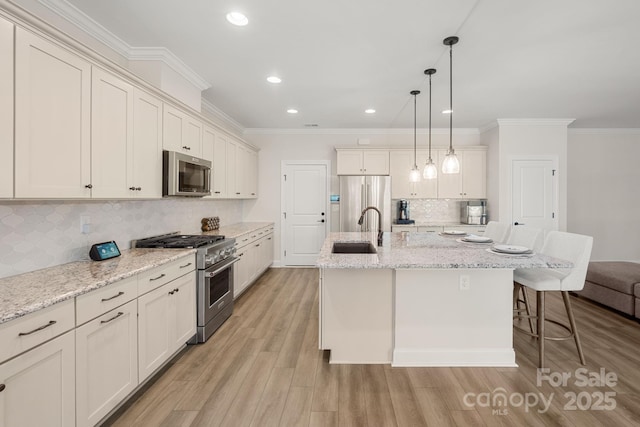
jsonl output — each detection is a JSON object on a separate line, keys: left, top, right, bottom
{"left": 104, "top": 268, "right": 640, "bottom": 426}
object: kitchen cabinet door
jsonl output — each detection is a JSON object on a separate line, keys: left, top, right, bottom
{"left": 91, "top": 67, "right": 134, "bottom": 199}
{"left": 14, "top": 28, "right": 92, "bottom": 198}
{"left": 437, "top": 149, "right": 487, "bottom": 199}
{"left": 0, "top": 331, "right": 75, "bottom": 427}
{"left": 389, "top": 150, "right": 416, "bottom": 198}
{"left": 132, "top": 88, "right": 163, "bottom": 198}
{"left": 210, "top": 132, "right": 228, "bottom": 198}
{"left": 461, "top": 149, "right": 487, "bottom": 199}
{"left": 168, "top": 271, "right": 197, "bottom": 351}
{"left": 203, "top": 126, "right": 222, "bottom": 198}
{"left": 234, "top": 143, "right": 248, "bottom": 198}
{"left": 234, "top": 244, "right": 252, "bottom": 299}
{"left": 226, "top": 139, "right": 238, "bottom": 198}
{"left": 138, "top": 271, "right": 196, "bottom": 381}
{"left": 246, "top": 149, "right": 258, "bottom": 198}
{"left": 162, "top": 104, "right": 202, "bottom": 157}
{"left": 0, "top": 17, "right": 13, "bottom": 198}
{"left": 75, "top": 300, "right": 138, "bottom": 427}
{"left": 337, "top": 150, "right": 389, "bottom": 175}
{"left": 137, "top": 282, "right": 171, "bottom": 382}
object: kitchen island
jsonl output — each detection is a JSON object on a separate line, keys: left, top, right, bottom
{"left": 316, "top": 231, "right": 571, "bottom": 367}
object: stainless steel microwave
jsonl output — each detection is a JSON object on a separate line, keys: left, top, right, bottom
{"left": 163, "top": 150, "right": 211, "bottom": 197}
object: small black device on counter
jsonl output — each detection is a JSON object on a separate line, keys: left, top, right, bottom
{"left": 89, "top": 241, "right": 121, "bottom": 261}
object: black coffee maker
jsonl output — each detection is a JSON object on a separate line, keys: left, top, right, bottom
{"left": 396, "top": 199, "right": 415, "bottom": 224}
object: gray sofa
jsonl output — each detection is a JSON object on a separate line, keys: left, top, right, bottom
{"left": 578, "top": 261, "right": 640, "bottom": 318}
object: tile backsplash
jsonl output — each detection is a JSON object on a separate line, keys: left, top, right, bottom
{"left": 0, "top": 199, "right": 242, "bottom": 279}
{"left": 392, "top": 199, "right": 461, "bottom": 223}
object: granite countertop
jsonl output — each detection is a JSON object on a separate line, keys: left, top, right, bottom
{"left": 0, "top": 248, "right": 195, "bottom": 325}
{"left": 316, "top": 232, "right": 572, "bottom": 269}
{"left": 202, "top": 222, "right": 274, "bottom": 239}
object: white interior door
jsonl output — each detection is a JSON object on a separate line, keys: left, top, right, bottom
{"left": 282, "top": 162, "right": 328, "bottom": 266}
{"left": 511, "top": 159, "right": 558, "bottom": 231}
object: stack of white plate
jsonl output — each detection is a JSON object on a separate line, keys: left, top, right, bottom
{"left": 461, "top": 234, "right": 493, "bottom": 243}
{"left": 489, "top": 244, "right": 533, "bottom": 255}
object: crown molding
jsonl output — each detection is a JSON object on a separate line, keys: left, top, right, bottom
{"left": 129, "top": 47, "right": 210, "bottom": 90}
{"left": 201, "top": 99, "right": 245, "bottom": 136}
{"left": 568, "top": 128, "right": 640, "bottom": 135}
{"left": 38, "top": 0, "right": 210, "bottom": 91}
{"left": 243, "top": 127, "right": 480, "bottom": 136}
{"left": 496, "top": 118, "right": 576, "bottom": 127}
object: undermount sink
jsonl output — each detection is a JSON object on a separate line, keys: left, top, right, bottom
{"left": 332, "top": 242, "right": 377, "bottom": 254}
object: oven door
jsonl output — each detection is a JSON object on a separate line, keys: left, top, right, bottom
{"left": 198, "top": 257, "right": 238, "bottom": 326}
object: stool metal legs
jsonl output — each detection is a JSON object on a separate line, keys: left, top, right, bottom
{"left": 513, "top": 288, "right": 587, "bottom": 368}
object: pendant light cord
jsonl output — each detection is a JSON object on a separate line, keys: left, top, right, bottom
{"left": 449, "top": 42, "right": 453, "bottom": 153}
{"left": 428, "top": 73, "right": 432, "bottom": 161}
{"left": 413, "top": 93, "right": 417, "bottom": 168}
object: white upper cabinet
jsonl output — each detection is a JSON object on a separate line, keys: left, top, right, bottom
{"left": 91, "top": 70, "right": 162, "bottom": 199}
{"left": 0, "top": 17, "right": 13, "bottom": 199}
{"left": 437, "top": 148, "right": 487, "bottom": 199}
{"left": 389, "top": 150, "right": 437, "bottom": 199}
{"left": 132, "top": 88, "right": 163, "bottom": 198}
{"left": 162, "top": 104, "right": 202, "bottom": 157}
{"left": 227, "top": 139, "right": 258, "bottom": 199}
{"left": 210, "top": 130, "right": 228, "bottom": 198}
{"left": 14, "top": 28, "right": 92, "bottom": 198}
{"left": 91, "top": 67, "right": 134, "bottom": 199}
{"left": 336, "top": 149, "right": 389, "bottom": 175}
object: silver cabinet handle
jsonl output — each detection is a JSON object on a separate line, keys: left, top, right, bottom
{"left": 150, "top": 273, "right": 166, "bottom": 281}
{"left": 101, "top": 291, "right": 124, "bottom": 302}
{"left": 18, "top": 320, "right": 56, "bottom": 336}
{"left": 179, "top": 262, "right": 193, "bottom": 269}
{"left": 100, "top": 312, "right": 124, "bottom": 324}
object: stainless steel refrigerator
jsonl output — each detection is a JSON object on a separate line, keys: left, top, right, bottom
{"left": 339, "top": 176, "right": 392, "bottom": 232}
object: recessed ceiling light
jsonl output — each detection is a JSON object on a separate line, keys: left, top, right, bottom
{"left": 267, "top": 76, "right": 282, "bottom": 84}
{"left": 442, "top": 109, "right": 453, "bottom": 114}
{"left": 226, "top": 12, "right": 248, "bottom": 26}
{"left": 287, "top": 109, "right": 298, "bottom": 114}
{"left": 365, "top": 109, "right": 376, "bottom": 114}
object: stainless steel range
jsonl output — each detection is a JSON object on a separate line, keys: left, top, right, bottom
{"left": 133, "top": 232, "right": 237, "bottom": 343}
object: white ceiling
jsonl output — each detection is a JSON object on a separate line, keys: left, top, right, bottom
{"left": 52, "top": 0, "right": 640, "bottom": 129}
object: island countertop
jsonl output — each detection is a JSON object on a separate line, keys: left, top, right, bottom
{"left": 316, "top": 231, "right": 572, "bottom": 269}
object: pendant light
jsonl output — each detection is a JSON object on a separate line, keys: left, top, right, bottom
{"left": 423, "top": 68, "right": 438, "bottom": 179}
{"left": 409, "top": 90, "right": 421, "bottom": 182}
{"left": 442, "top": 36, "right": 460, "bottom": 174}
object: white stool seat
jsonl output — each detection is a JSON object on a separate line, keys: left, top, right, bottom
{"left": 514, "top": 268, "right": 569, "bottom": 291}
{"left": 513, "top": 230, "right": 593, "bottom": 368}
{"left": 484, "top": 221, "right": 509, "bottom": 243}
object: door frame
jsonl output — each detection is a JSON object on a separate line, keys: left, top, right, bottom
{"left": 508, "top": 155, "right": 559, "bottom": 230}
{"left": 280, "top": 160, "right": 331, "bottom": 266}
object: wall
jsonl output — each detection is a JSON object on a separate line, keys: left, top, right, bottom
{"left": 243, "top": 129, "right": 481, "bottom": 265}
{"left": 567, "top": 130, "right": 640, "bottom": 261}
{"left": 0, "top": 199, "right": 242, "bottom": 278}
{"left": 495, "top": 119, "right": 573, "bottom": 231}
{"left": 481, "top": 125, "right": 500, "bottom": 221}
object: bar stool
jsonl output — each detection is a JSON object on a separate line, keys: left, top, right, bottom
{"left": 507, "top": 226, "right": 544, "bottom": 334}
{"left": 483, "top": 221, "right": 509, "bottom": 243}
{"left": 513, "top": 231, "right": 593, "bottom": 368}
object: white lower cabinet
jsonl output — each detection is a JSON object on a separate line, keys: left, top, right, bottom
{"left": 138, "top": 270, "right": 196, "bottom": 382}
{"left": 0, "top": 330, "right": 75, "bottom": 427}
{"left": 233, "top": 227, "right": 274, "bottom": 299}
{"left": 75, "top": 300, "right": 138, "bottom": 427}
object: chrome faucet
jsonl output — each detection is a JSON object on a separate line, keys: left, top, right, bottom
{"left": 357, "top": 206, "right": 384, "bottom": 246}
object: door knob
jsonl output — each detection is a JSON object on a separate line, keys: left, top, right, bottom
{"left": 321, "top": 212, "right": 325, "bottom": 216}
{"left": 318, "top": 219, "right": 325, "bottom": 223}
{"left": 514, "top": 222, "right": 525, "bottom": 226}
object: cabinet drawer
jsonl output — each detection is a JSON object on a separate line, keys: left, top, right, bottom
{"left": 417, "top": 226, "right": 443, "bottom": 233}
{"left": 138, "top": 256, "right": 195, "bottom": 296}
{"left": 76, "top": 276, "right": 137, "bottom": 326}
{"left": 0, "top": 299, "right": 74, "bottom": 363}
